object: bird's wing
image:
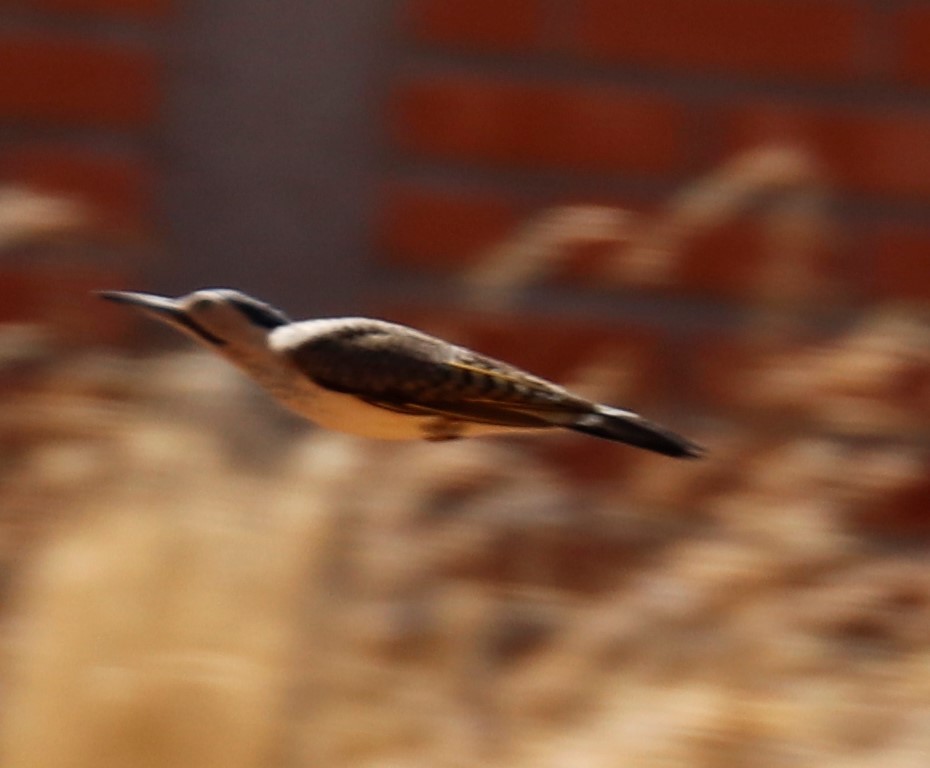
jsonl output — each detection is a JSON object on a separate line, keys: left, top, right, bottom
{"left": 284, "top": 320, "right": 593, "bottom": 428}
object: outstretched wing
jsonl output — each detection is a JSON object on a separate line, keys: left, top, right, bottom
{"left": 283, "top": 319, "right": 593, "bottom": 429}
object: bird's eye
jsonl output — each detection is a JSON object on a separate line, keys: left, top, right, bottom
{"left": 192, "top": 297, "right": 215, "bottom": 312}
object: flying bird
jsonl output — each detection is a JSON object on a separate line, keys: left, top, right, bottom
{"left": 99, "top": 289, "right": 703, "bottom": 458}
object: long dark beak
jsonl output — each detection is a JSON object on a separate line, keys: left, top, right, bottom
{"left": 98, "top": 290, "right": 225, "bottom": 345}
{"left": 98, "top": 290, "right": 184, "bottom": 318}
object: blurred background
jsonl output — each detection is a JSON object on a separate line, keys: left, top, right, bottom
{"left": 1, "top": 1, "right": 929, "bottom": 766}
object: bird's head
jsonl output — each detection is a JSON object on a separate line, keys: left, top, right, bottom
{"left": 99, "top": 288, "right": 291, "bottom": 348}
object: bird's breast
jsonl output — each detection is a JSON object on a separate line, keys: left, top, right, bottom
{"left": 225, "top": 345, "right": 422, "bottom": 439}
{"left": 280, "top": 383, "right": 430, "bottom": 440}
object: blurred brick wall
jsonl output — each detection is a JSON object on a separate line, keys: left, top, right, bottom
{"left": 2, "top": 0, "right": 928, "bottom": 360}
{"left": 376, "top": 0, "right": 930, "bottom": 438}
{"left": 383, "top": 1, "right": 930, "bottom": 293}
{"left": 0, "top": 0, "right": 166, "bottom": 337}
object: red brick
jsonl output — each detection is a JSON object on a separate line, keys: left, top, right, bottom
{"left": 559, "top": 215, "right": 783, "bottom": 300}
{"left": 11, "top": 0, "right": 171, "bottom": 19}
{"left": 857, "top": 464, "right": 930, "bottom": 537}
{"left": 0, "top": 144, "right": 154, "bottom": 231}
{"left": 676, "top": 219, "right": 768, "bottom": 299}
{"left": 568, "top": 211, "right": 851, "bottom": 304}
{"left": 390, "top": 76, "right": 686, "bottom": 174}
{"left": 0, "top": 269, "right": 40, "bottom": 324}
{"left": 538, "top": 198, "right": 646, "bottom": 284}
{"left": 0, "top": 264, "right": 136, "bottom": 344}
{"left": 677, "top": 215, "right": 850, "bottom": 303}
{"left": 547, "top": 239, "right": 626, "bottom": 285}
{"left": 405, "top": 0, "right": 544, "bottom": 51}
{"left": 892, "top": 6, "right": 930, "bottom": 86}
{"left": 688, "top": 333, "right": 760, "bottom": 414}
{"left": 378, "top": 184, "right": 523, "bottom": 271}
{"left": 869, "top": 225, "right": 930, "bottom": 304}
{"left": 576, "top": 0, "right": 867, "bottom": 80}
{"left": 0, "top": 35, "right": 159, "bottom": 128}
{"left": 724, "top": 104, "right": 930, "bottom": 200}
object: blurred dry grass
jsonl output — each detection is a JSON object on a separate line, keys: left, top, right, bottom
{"left": 2, "top": 337, "right": 929, "bottom": 768}
{"left": 1, "top": 164, "right": 929, "bottom": 767}
{"left": 464, "top": 146, "right": 836, "bottom": 314}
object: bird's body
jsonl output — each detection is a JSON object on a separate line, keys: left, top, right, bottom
{"left": 99, "top": 288, "right": 704, "bottom": 457}
{"left": 233, "top": 318, "right": 523, "bottom": 440}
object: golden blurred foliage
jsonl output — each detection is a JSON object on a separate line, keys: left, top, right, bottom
{"left": 0, "top": 333, "right": 928, "bottom": 767}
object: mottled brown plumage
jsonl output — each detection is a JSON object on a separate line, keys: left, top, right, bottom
{"left": 286, "top": 319, "right": 592, "bottom": 429}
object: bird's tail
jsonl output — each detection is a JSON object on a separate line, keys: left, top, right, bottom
{"left": 567, "top": 405, "right": 704, "bottom": 458}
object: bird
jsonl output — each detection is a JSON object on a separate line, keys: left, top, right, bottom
{"left": 98, "top": 288, "right": 704, "bottom": 458}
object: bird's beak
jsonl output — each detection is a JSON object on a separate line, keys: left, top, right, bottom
{"left": 98, "top": 290, "right": 183, "bottom": 318}
{"left": 98, "top": 290, "right": 225, "bottom": 345}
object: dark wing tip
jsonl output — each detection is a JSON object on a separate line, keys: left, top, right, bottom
{"left": 569, "top": 407, "right": 706, "bottom": 459}
{"left": 667, "top": 437, "right": 707, "bottom": 459}
{"left": 629, "top": 429, "right": 706, "bottom": 459}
